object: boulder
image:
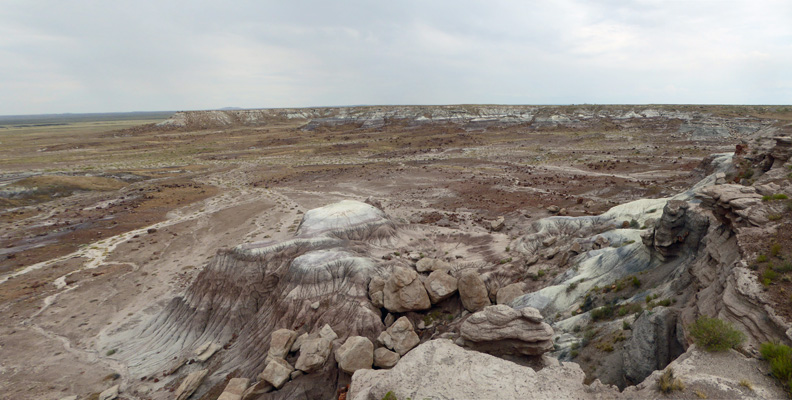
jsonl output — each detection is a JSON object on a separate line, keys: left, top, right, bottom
{"left": 98, "top": 385, "right": 119, "bottom": 400}
{"left": 268, "top": 329, "right": 298, "bottom": 359}
{"left": 368, "top": 276, "right": 386, "bottom": 308}
{"left": 373, "top": 348, "right": 400, "bottom": 369}
{"left": 460, "top": 305, "right": 554, "bottom": 356}
{"left": 241, "top": 381, "right": 273, "bottom": 399}
{"left": 175, "top": 369, "right": 208, "bottom": 400}
{"left": 423, "top": 269, "right": 458, "bottom": 303}
{"left": 295, "top": 336, "right": 333, "bottom": 373}
{"left": 291, "top": 332, "right": 309, "bottom": 352}
{"left": 496, "top": 283, "right": 523, "bottom": 305}
{"left": 319, "top": 324, "right": 338, "bottom": 342}
{"left": 335, "top": 336, "right": 375, "bottom": 374}
{"left": 415, "top": 258, "right": 451, "bottom": 272}
{"left": 377, "top": 331, "right": 393, "bottom": 349}
{"left": 383, "top": 267, "right": 431, "bottom": 313}
{"left": 217, "top": 377, "right": 249, "bottom": 400}
{"left": 490, "top": 216, "right": 505, "bottom": 231}
{"left": 623, "top": 307, "right": 685, "bottom": 384}
{"left": 349, "top": 339, "right": 619, "bottom": 400}
{"left": 457, "top": 270, "right": 491, "bottom": 312}
{"left": 386, "top": 316, "right": 420, "bottom": 355}
{"left": 259, "top": 357, "right": 294, "bottom": 389}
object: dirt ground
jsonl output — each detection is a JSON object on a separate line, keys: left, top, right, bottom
{"left": 0, "top": 107, "right": 779, "bottom": 399}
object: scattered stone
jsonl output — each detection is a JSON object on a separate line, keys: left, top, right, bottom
{"left": 541, "top": 236, "right": 557, "bottom": 247}
{"left": 374, "top": 347, "right": 400, "bottom": 369}
{"left": 546, "top": 205, "right": 560, "bottom": 213}
{"left": 383, "top": 267, "right": 431, "bottom": 312}
{"left": 291, "top": 332, "right": 309, "bottom": 352}
{"left": 558, "top": 208, "right": 568, "bottom": 216}
{"left": 218, "top": 377, "right": 249, "bottom": 400}
{"left": 194, "top": 342, "right": 221, "bottom": 362}
{"left": 423, "top": 269, "right": 458, "bottom": 303}
{"left": 295, "top": 336, "right": 332, "bottom": 373}
{"left": 269, "top": 329, "right": 298, "bottom": 359}
{"left": 377, "top": 331, "right": 394, "bottom": 349}
{"left": 457, "top": 269, "right": 491, "bottom": 312}
{"left": 415, "top": 258, "right": 451, "bottom": 272}
{"left": 259, "top": 357, "right": 294, "bottom": 389}
{"left": 98, "top": 385, "right": 119, "bottom": 400}
{"left": 386, "top": 317, "right": 420, "bottom": 355}
{"left": 241, "top": 380, "right": 273, "bottom": 399}
{"left": 320, "top": 324, "right": 338, "bottom": 342}
{"left": 335, "top": 336, "right": 375, "bottom": 374}
{"left": 490, "top": 216, "right": 505, "bottom": 231}
{"left": 310, "top": 301, "right": 320, "bottom": 310}
{"left": 175, "top": 369, "right": 208, "bottom": 400}
{"left": 496, "top": 283, "right": 523, "bottom": 305}
{"left": 368, "top": 276, "right": 386, "bottom": 308}
{"left": 460, "top": 305, "right": 554, "bottom": 356}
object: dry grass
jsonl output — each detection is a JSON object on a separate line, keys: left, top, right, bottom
{"left": 14, "top": 175, "right": 127, "bottom": 191}
{"left": 658, "top": 368, "right": 685, "bottom": 394}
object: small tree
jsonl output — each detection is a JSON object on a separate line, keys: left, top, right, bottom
{"left": 689, "top": 316, "right": 745, "bottom": 352}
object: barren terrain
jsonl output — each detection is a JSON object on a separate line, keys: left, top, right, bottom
{"left": 2, "top": 105, "right": 792, "bottom": 399}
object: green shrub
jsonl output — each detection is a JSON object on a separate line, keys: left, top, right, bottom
{"left": 774, "top": 194, "right": 789, "bottom": 200}
{"left": 757, "top": 254, "right": 768, "bottom": 263}
{"left": 760, "top": 342, "right": 792, "bottom": 394}
{"left": 763, "top": 269, "right": 779, "bottom": 286}
{"left": 629, "top": 219, "right": 640, "bottom": 229}
{"left": 769, "top": 214, "right": 782, "bottom": 221}
{"left": 631, "top": 276, "right": 641, "bottom": 287}
{"left": 591, "top": 305, "right": 614, "bottom": 321}
{"left": 772, "top": 244, "right": 782, "bottom": 257}
{"left": 689, "top": 316, "right": 745, "bottom": 352}
{"left": 623, "top": 320, "right": 632, "bottom": 330}
{"left": 382, "top": 391, "right": 398, "bottom": 400}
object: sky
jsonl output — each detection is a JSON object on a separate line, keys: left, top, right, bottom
{"left": 1, "top": 0, "right": 791, "bottom": 115}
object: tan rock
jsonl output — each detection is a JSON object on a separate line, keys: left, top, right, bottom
{"left": 416, "top": 258, "right": 451, "bottom": 272}
{"left": 386, "top": 316, "right": 420, "bottom": 355}
{"left": 268, "top": 328, "right": 297, "bottom": 359}
{"left": 457, "top": 269, "right": 491, "bottom": 312}
{"left": 335, "top": 336, "right": 374, "bottom": 374}
{"left": 374, "top": 347, "right": 400, "bottom": 369}
{"left": 98, "top": 385, "right": 119, "bottom": 400}
{"left": 460, "top": 305, "right": 553, "bottom": 356}
{"left": 241, "top": 381, "right": 273, "bottom": 399}
{"left": 383, "top": 267, "right": 431, "bottom": 312}
{"left": 291, "top": 332, "right": 309, "bottom": 352}
{"left": 320, "top": 324, "right": 338, "bottom": 342}
{"left": 259, "top": 357, "right": 294, "bottom": 389}
{"left": 496, "top": 283, "right": 523, "bottom": 305}
{"left": 175, "top": 369, "right": 208, "bottom": 400}
{"left": 295, "top": 336, "right": 332, "bottom": 373}
{"left": 217, "top": 377, "right": 249, "bottom": 400}
{"left": 423, "top": 270, "right": 458, "bottom": 303}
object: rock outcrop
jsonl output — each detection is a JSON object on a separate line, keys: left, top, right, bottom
{"left": 349, "top": 339, "right": 620, "bottom": 400}
{"left": 622, "top": 307, "right": 685, "bottom": 384}
{"left": 642, "top": 200, "right": 709, "bottom": 261}
{"left": 460, "top": 305, "right": 554, "bottom": 356}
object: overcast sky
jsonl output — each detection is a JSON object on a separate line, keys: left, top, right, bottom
{"left": 1, "top": 0, "right": 790, "bottom": 115}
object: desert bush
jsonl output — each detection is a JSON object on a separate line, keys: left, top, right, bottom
{"left": 757, "top": 254, "right": 768, "bottom": 263}
{"left": 771, "top": 243, "right": 782, "bottom": 257}
{"left": 760, "top": 342, "right": 792, "bottom": 394}
{"left": 657, "top": 368, "right": 685, "bottom": 393}
{"left": 689, "top": 316, "right": 745, "bottom": 352}
{"left": 591, "top": 305, "right": 614, "bottom": 321}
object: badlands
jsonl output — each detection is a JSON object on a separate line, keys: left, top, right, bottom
{"left": 2, "top": 105, "right": 792, "bottom": 399}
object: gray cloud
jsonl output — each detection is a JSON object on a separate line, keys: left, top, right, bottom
{"left": 1, "top": 0, "right": 790, "bottom": 114}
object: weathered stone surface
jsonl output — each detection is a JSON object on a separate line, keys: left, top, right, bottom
{"left": 423, "top": 269, "right": 458, "bottom": 303}
{"left": 460, "top": 305, "right": 553, "bottom": 356}
{"left": 383, "top": 267, "right": 431, "bottom": 312}
{"left": 349, "top": 339, "right": 619, "bottom": 400}
{"left": 241, "top": 380, "right": 273, "bottom": 399}
{"left": 175, "top": 369, "right": 208, "bottom": 400}
{"left": 217, "top": 377, "right": 249, "bottom": 400}
{"left": 623, "top": 307, "right": 685, "bottom": 384}
{"left": 415, "top": 258, "right": 450, "bottom": 272}
{"left": 386, "top": 316, "right": 420, "bottom": 355}
{"left": 98, "top": 385, "right": 119, "bottom": 400}
{"left": 377, "top": 331, "right": 393, "bottom": 349}
{"left": 457, "top": 269, "right": 491, "bottom": 312}
{"left": 291, "top": 332, "right": 308, "bottom": 352}
{"left": 259, "top": 357, "right": 294, "bottom": 389}
{"left": 335, "top": 336, "right": 374, "bottom": 374}
{"left": 490, "top": 216, "right": 505, "bottom": 231}
{"left": 496, "top": 283, "right": 523, "bottom": 305}
{"left": 373, "top": 347, "right": 400, "bottom": 369}
{"left": 268, "top": 328, "right": 298, "bottom": 359}
{"left": 193, "top": 342, "right": 222, "bottom": 363}
{"left": 368, "top": 276, "right": 386, "bottom": 308}
{"left": 319, "top": 324, "right": 338, "bottom": 342}
{"left": 295, "top": 336, "right": 332, "bottom": 373}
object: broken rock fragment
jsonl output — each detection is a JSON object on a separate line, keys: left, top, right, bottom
{"left": 457, "top": 269, "right": 491, "bottom": 312}
{"left": 335, "top": 336, "right": 374, "bottom": 374}
{"left": 383, "top": 267, "right": 431, "bottom": 313}
{"left": 386, "top": 316, "right": 420, "bottom": 355}
{"left": 259, "top": 357, "right": 294, "bottom": 389}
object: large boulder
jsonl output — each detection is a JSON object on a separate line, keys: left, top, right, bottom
{"left": 460, "top": 305, "right": 554, "bottom": 356}
{"left": 294, "top": 336, "right": 332, "bottom": 373}
{"left": 349, "top": 339, "right": 619, "bottom": 400}
{"left": 415, "top": 258, "right": 450, "bottom": 272}
{"left": 259, "top": 357, "right": 294, "bottom": 389}
{"left": 623, "top": 307, "right": 685, "bottom": 384}
{"left": 457, "top": 269, "right": 491, "bottom": 312}
{"left": 386, "top": 316, "right": 420, "bottom": 355}
{"left": 423, "top": 269, "right": 458, "bottom": 303}
{"left": 383, "top": 267, "right": 431, "bottom": 313}
{"left": 368, "top": 276, "right": 386, "bottom": 308}
{"left": 268, "top": 329, "right": 298, "bottom": 359}
{"left": 335, "top": 336, "right": 375, "bottom": 374}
